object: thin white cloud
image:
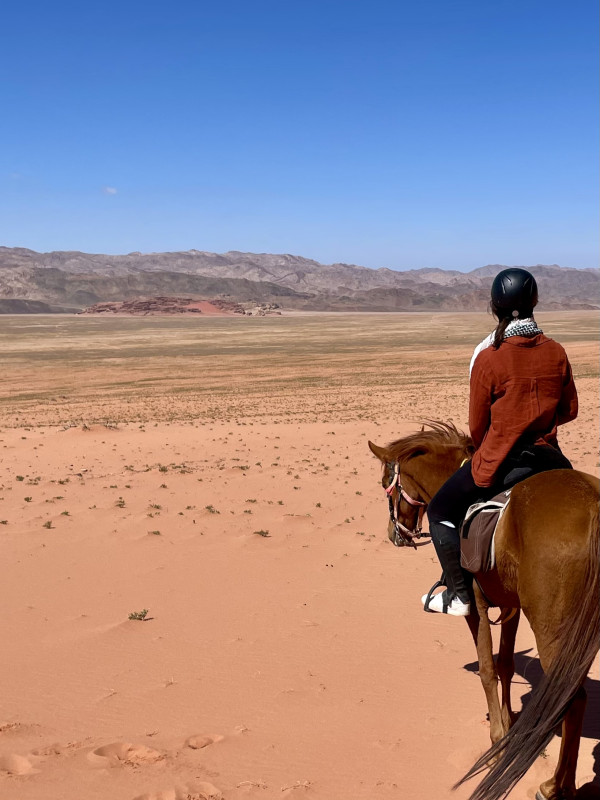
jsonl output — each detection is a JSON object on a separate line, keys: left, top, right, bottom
{"left": 103, "top": 186, "right": 118, "bottom": 195}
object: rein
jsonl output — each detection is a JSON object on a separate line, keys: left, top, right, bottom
{"left": 384, "top": 462, "right": 427, "bottom": 548}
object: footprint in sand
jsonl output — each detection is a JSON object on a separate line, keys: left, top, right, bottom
{"left": 133, "top": 781, "right": 222, "bottom": 800}
{"left": 0, "top": 753, "right": 37, "bottom": 775}
{"left": 88, "top": 741, "right": 164, "bottom": 768}
{"left": 184, "top": 734, "right": 224, "bottom": 750}
{"left": 31, "top": 741, "right": 72, "bottom": 757}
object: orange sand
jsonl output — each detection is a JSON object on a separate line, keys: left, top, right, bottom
{"left": 0, "top": 312, "right": 598, "bottom": 800}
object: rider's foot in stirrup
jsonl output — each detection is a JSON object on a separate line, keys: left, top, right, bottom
{"left": 422, "top": 590, "right": 470, "bottom": 616}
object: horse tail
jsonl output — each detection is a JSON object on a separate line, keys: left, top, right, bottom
{"left": 455, "top": 500, "right": 600, "bottom": 800}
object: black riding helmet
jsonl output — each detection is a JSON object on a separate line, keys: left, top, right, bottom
{"left": 491, "top": 268, "right": 538, "bottom": 316}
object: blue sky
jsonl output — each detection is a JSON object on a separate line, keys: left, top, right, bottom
{"left": 1, "top": 0, "right": 597, "bottom": 269}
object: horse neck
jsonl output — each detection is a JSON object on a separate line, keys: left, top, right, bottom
{"left": 411, "top": 446, "right": 468, "bottom": 501}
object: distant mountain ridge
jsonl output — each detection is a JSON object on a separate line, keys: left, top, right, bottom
{"left": 0, "top": 247, "right": 598, "bottom": 312}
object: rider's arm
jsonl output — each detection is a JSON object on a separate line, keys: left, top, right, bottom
{"left": 557, "top": 356, "right": 578, "bottom": 426}
{"left": 469, "top": 354, "right": 492, "bottom": 449}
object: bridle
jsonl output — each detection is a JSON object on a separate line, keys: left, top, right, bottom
{"left": 384, "top": 461, "right": 427, "bottom": 548}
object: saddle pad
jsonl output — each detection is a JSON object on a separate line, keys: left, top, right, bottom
{"left": 460, "top": 490, "right": 511, "bottom": 574}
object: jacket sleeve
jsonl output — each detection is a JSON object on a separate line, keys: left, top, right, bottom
{"left": 469, "top": 354, "right": 493, "bottom": 449}
{"left": 557, "top": 357, "right": 578, "bottom": 425}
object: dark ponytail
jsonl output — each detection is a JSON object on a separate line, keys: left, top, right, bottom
{"left": 490, "top": 301, "right": 510, "bottom": 349}
{"left": 490, "top": 301, "right": 534, "bottom": 349}
{"left": 492, "top": 315, "right": 511, "bottom": 349}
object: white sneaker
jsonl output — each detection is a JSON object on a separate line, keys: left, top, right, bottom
{"left": 422, "top": 591, "right": 470, "bottom": 617}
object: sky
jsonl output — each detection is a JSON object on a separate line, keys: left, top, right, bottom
{"left": 1, "top": 0, "right": 597, "bottom": 270}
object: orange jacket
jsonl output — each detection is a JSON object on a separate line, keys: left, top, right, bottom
{"left": 469, "top": 334, "right": 578, "bottom": 487}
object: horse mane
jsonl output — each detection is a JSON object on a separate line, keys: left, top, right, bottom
{"left": 386, "top": 420, "right": 474, "bottom": 462}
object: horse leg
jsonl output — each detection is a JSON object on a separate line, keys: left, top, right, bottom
{"left": 465, "top": 604, "right": 480, "bottom": 645}
{"left": 498, "top": 608, "right": 520, "bottom": 735}
{"left": 536, "top": 686, "right": 587, "bottom": 800}
{"left": 473, "top": 585, "right": 504, "bottom": 744}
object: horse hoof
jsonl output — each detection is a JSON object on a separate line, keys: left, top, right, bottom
{"left": 535, "top": 792, "right": 548, "bottom": 800}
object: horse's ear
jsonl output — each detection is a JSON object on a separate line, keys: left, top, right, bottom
{"left": 368, "top": 440, "right": 389, "bottom": 462}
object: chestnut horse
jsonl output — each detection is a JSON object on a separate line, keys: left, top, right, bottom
{"left": 369, "top": 422, "right": 599, "bottom": 800}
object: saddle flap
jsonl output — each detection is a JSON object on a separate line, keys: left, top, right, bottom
{"left": 460, "top": 491, "right": 511, "bottom": 574}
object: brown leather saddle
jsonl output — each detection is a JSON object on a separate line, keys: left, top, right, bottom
{"left": 460, "top": 490, "right": 512, "bottom": 574}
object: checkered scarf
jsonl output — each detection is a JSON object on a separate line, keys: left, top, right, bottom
{"left": 503, "top": 317, "right": 543, "bottom": 339}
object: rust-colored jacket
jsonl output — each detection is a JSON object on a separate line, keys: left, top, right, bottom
{"left": 469, "top": 334, "right": 578, "bottom": 487}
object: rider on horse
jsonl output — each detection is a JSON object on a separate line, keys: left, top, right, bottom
{"left": 423, "top": 268, "right": 579, "bottom": 616}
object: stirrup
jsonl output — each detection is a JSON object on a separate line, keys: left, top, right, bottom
{"left": 423, "top": 573, "right": 446, "bottom": 613}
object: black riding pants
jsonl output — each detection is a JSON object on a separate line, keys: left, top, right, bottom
{"left": 427, "top": 461, "right": 504, "bottom": 602}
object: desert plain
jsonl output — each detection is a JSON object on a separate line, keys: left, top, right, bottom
{"left": 0, "top": 311, "right": 598, "bottom": 800}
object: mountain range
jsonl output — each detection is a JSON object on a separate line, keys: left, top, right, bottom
{"left": 0, "top": 247, "right": 598, "bottom": 313}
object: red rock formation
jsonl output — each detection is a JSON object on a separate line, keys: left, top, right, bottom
{"left": 79, "top": 297, "right": 246, "bottom": 315}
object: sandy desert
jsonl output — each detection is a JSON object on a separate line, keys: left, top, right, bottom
{"left": 0, "top": 311, "right": 598, "bottom": 800}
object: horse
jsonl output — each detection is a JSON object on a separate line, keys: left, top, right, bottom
{"left": 368, "top": 422, "right": 599, "bottom": 800}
